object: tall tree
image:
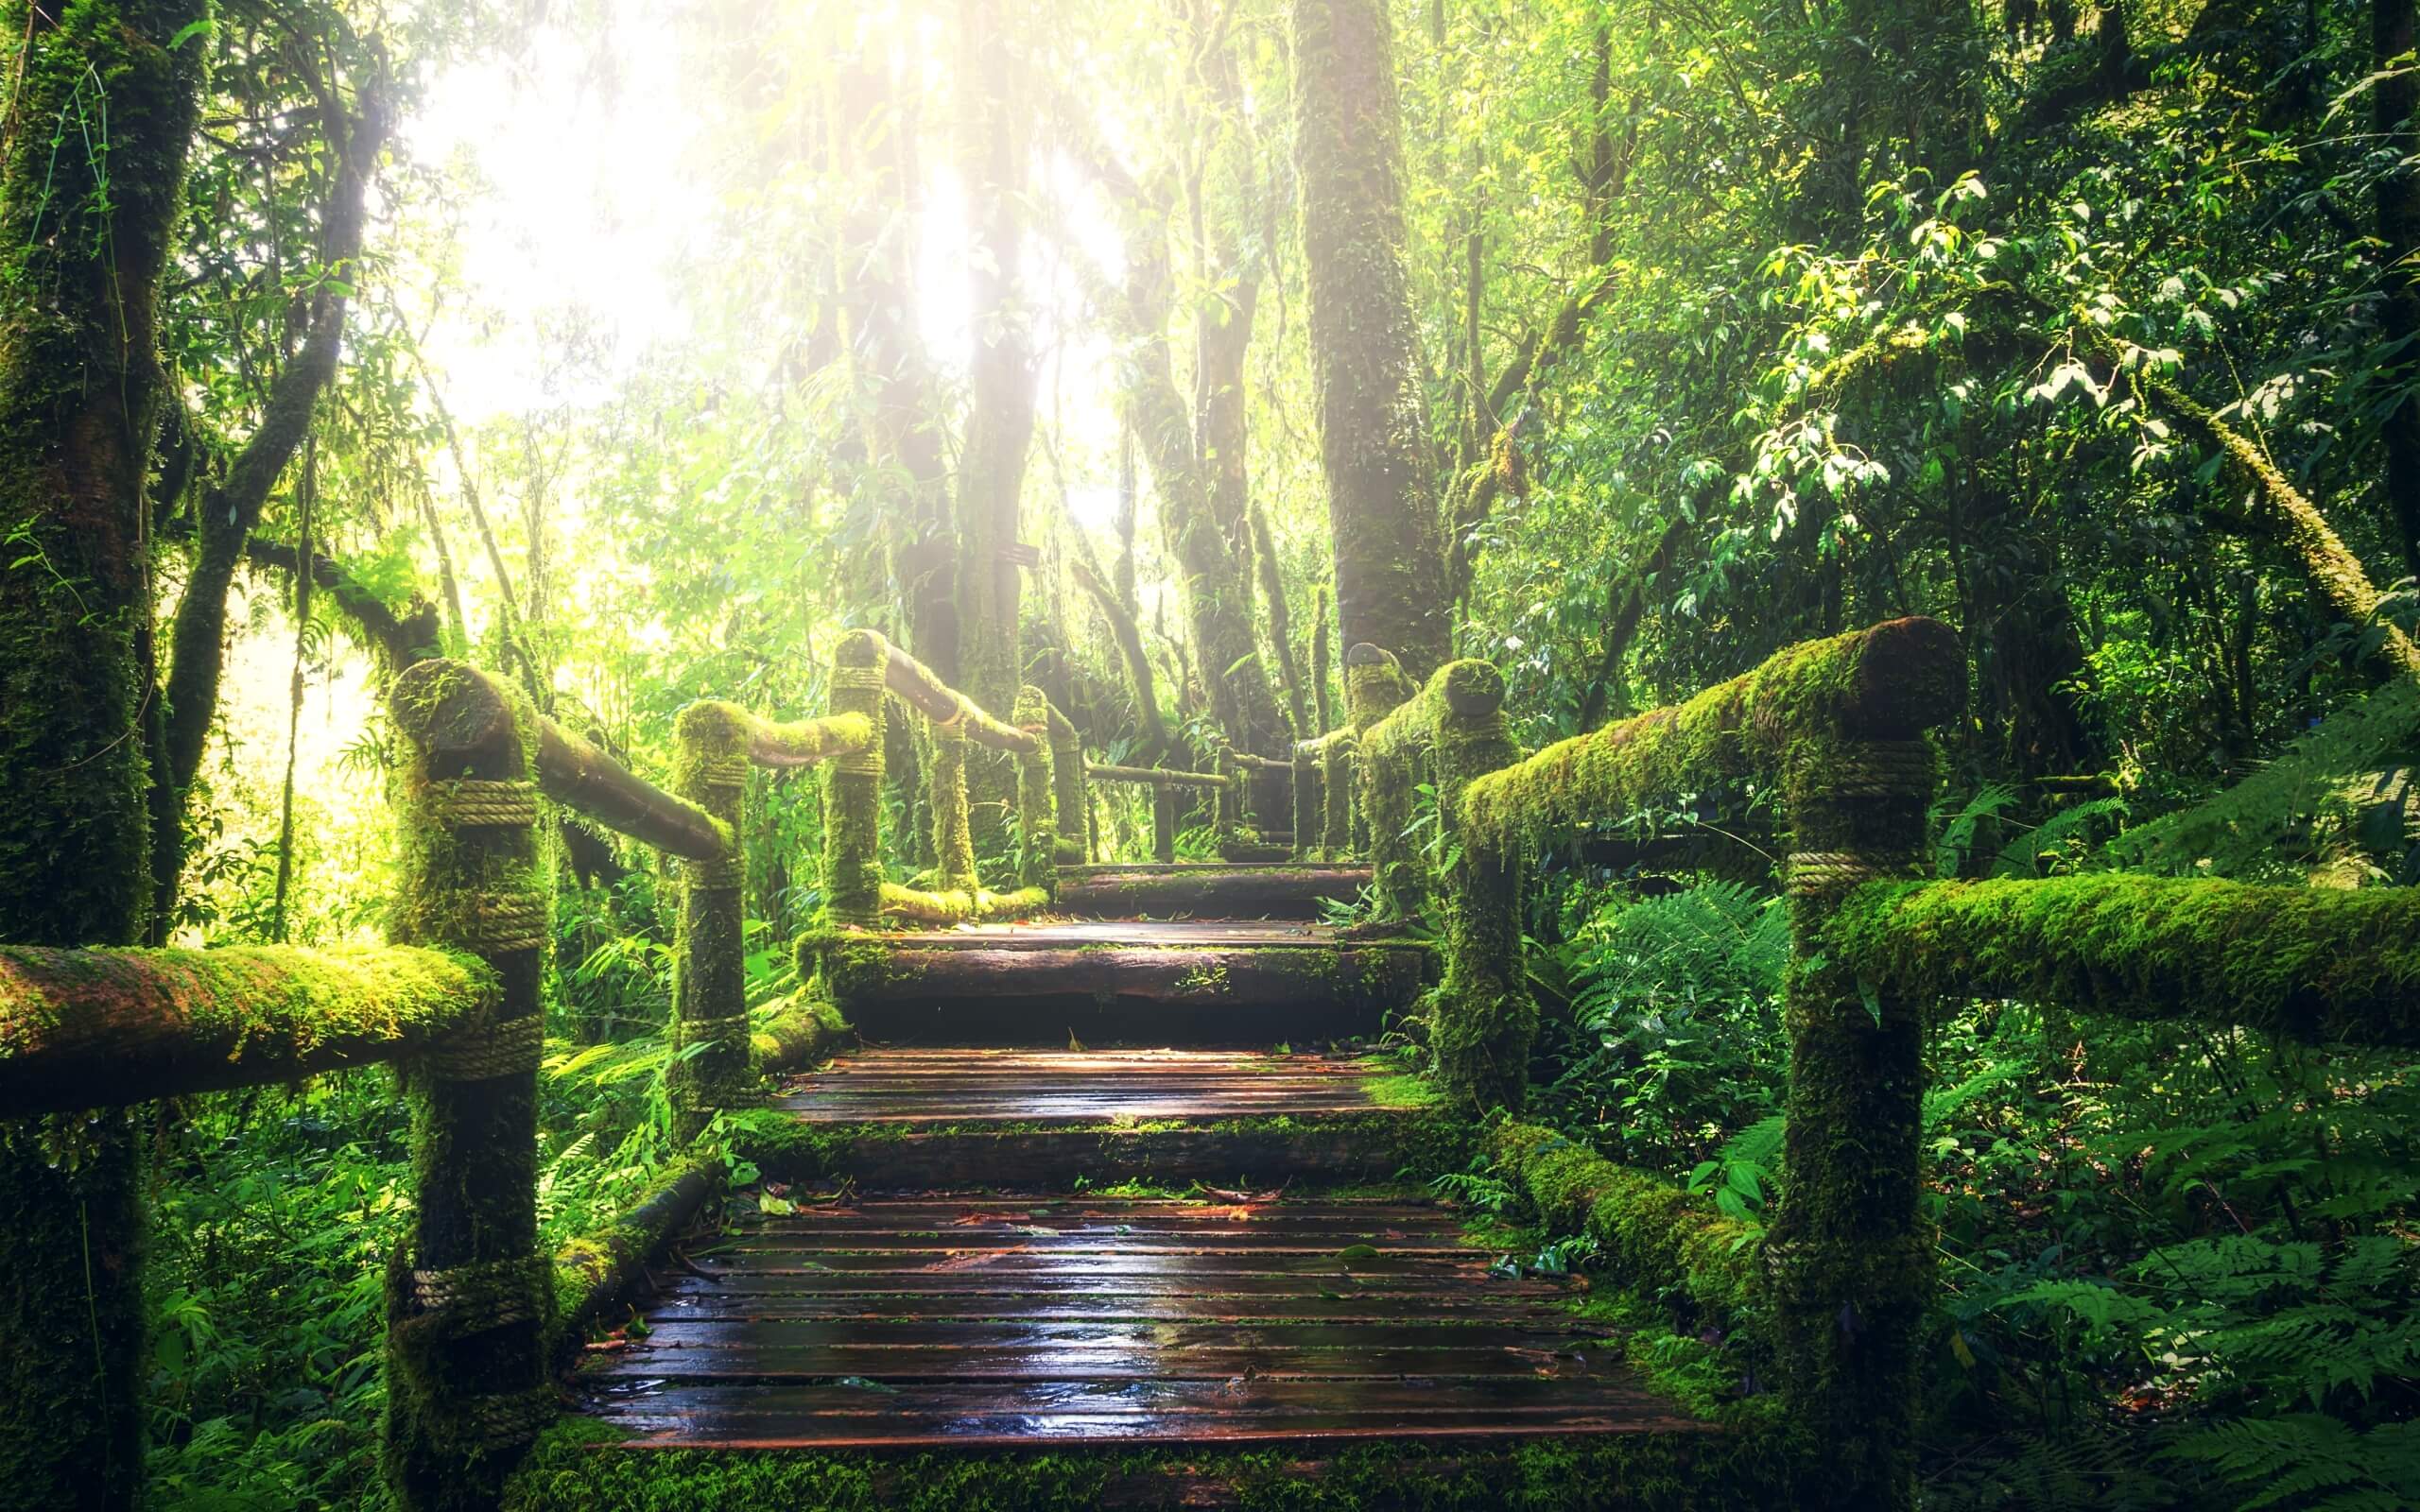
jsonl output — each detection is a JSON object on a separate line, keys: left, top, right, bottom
{"left": 1288, "top": 0, "right": 1452, "bottom": 679}
{"left": 836, "top": 52, "right": 959, "bottom": 679}
{"left": 2376, "top": 0, "right": 2420, "bottom": 578}
{"left": 0, "top": 5, "right": 208, "bottom": 1505}
{"left": 150, "top": 43, "right": 388, "bottom": 938}
{"left": 953, "top": 0, "right": 1039, "bottom": 725}
{"left": 1061, "top": 8, "right": 1291, "bottom": 762}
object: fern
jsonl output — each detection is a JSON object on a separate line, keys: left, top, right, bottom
{"left": 2106, "top": 678, "right": 2420, "bottom": 878}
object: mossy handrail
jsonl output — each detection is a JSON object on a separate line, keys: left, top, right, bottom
{"left": 1826, "top": 874, "right": 2420, "bottom": 1047}
{"left": 401, "top": 660, "right": 730, "bottom": 860}
{"left": 0, "top": 943, "right": 498, "bottom": 1115}
{"left": 1333, "top": 618, "right": 1962, "bottom": 1511}
{"left": 815, "top": 629, "right": 1061, "bottom": 929}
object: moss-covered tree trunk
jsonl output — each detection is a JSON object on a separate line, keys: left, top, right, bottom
{"left": 953, "top": 0, "right": 1037, "bottom": 845}
{"left": 836, "top": 57, "right": 959, "bottom": 680}
{"left": 0, "top": 7, "right": 205, "bottom": 1505}
{"left": 1288, "top": 0, "right": 1452, "bottom": 681}
{"left": 385, "top": 662, "right": 554, "bottom": 1511}
{"left": 2377, "top": 0, "right": 2420, "bottom": 577}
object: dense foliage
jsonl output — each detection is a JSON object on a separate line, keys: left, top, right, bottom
{"left": 2, "top": 0, "right": 2416, "bottom": 1506}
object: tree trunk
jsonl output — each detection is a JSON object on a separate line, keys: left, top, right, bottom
{"left": 954, "top": 0, "right": 1038, "bottom": 850}
{"left": 1289, "top": 0, "right": 1453, "bottom": 680}
{"left": 2378, "top": 0, "right": 2420, "bottom": 579}
{"left": 837, "top": 57, "right": 959, "bottom": 679}
{"left": 0, "top": 7, "right": 208, "bottom": 1506}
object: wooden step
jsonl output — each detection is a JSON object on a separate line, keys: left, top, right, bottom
{"left": 1054, "top": 863, "right": 1371, "bottom": 919}
{"left": 576, "top": 1197, "right": 1690, "bottom": 1452}
{"left": 829, "top": 921, "right": 1427, "bottom": 1044}
{"left": 734, "top": 1048, "right": 1460, "bottom": 1188}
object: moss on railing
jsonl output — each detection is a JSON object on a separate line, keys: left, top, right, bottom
{"left": 1012, "top": 686, "right": 1058, "bottom": 894}
{"left": 1356, "top": 658, "right": 1533, "bottom": 1109}
{"left": 1827, "top": 874, "right": 2420, "bottom": 1046}
{"left": 386, "top": 658, "right": 556, "bottom": 1511}
{"left": 1462, "top": 617, "right": 1962, "bottom": 851}
{"left": 821, "top": 631, "right": 888, "bottom": 927}
{"left": 0, "top": 944, "right": 496, "bottom": 1113}
{"left": 1488, "top": 1121, "right": 1758, "bottom": 1326}
{"left": 668, "top": 701, "right": 752, "bottom": 1137}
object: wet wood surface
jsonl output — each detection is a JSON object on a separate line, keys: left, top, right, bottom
{"left": 771, "top": 1048, "right": 1402, "bottom": 1125}
{"left": 1053, "top": 865, "right": 1372, "bottom": 920}
{"left": 578, "top": 1197, "right": 1687, "bottom": 1448}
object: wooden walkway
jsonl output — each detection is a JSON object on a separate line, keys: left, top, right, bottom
{"left": 579, "top": 1193, "right": 1684, "bottom": 1449}
{"left": 573, "top": 865, "right": 1693, "bottom": 1469}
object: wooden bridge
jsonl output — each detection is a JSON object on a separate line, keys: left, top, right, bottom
{"left": 6, "top": 617, "right": 2416, "bottom": 1510}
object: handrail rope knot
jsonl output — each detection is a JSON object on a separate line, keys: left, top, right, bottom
{"left": 1785, "top": 850, "right": 1909, "bottom": 896}
{"left": 683, "top": 849, "right": 745, "bottom": 890}
{"left": 830, "top": 664, "right": 888, "bottom": 692}
{"left": 427, "top": 778, "right": 540, "bottom": 829}
{"left": 421, "top": 1012, "right": 544, "bottom": 1081}
{"left": 434, "top": 888, "right": 550, "bottom": 954}
{"left": 1808, "top": 738, "right": 1935, "bottom": 799}
{"left": 700, "top": 754, "right": 750, "bottom": 790}
{"left": 408, "top": 1252, "right": 552, "bottom": 1331}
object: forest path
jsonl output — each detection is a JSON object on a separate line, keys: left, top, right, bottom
{"left": 567, "top": 865, "right": 1704, "bottom": 1494}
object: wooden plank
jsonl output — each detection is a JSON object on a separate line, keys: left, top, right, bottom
{"left": 580, "top": 1343, "right": 1616, "bottom": 1382}
{"left": 588, "top": 1378, "right": 1679, "bottom": 1421}
{"left": 621, "top": 1319, "right": 1620, "bottom": 1351}
{"left": 641, "top": 1294, "right": 1578, "bottom": 1324}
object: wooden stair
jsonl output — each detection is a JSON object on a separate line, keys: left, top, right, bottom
{"left": 1054, "top": 862, "right": 1371, "bottom": 919}
{"left": 835, "top": 920, "right": 1428, "bottom": 1045}
{"left": 557, "top": 904, "right": 1712, "bottom": 1508}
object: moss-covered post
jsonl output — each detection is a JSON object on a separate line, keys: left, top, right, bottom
{"left": 1152, "top": 784, "right": 1179, "bottom": 864}
{"left": 668, "top": 703, "right": 752, "bottom": 1142}
{"left": 385, "top": 661, "right": 556, "bottom": 1510}
{"left": 1341, "top": 644, "right": 1413, "bottom": 864}
{"left": 1046, "top": 703, "right": 1088, "bottom": 864}
{"left": 1427, "top": 662, "right": 1530, "bottom": 1108}
{"left": 1292, "top": 739, "right": 1325, "bottom": 861}
{"left": 1214, "top": 737, "right": 1243, "bottom": 847}
{"left": 0, "top": 9, "right": 207, "bottom": 1503}
{"left": 1012, "top": 685, "right": 1058, "bottom": 894}
{"left": 929, "top": 716, "right": 979, "bottom": 894}
{"left": 1763, "top": 620, "right": 1960, "bottom": 1512}
{"left": 1321, "top": 734, "right": 1356, "bottom": 862}
{"left": 822, "top": 631, "right": 889, "bottom": 927}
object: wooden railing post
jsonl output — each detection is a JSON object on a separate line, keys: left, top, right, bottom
{"left": 1429, "top": 662, "right": 1528, "bottom": 1108}
{"left": 668, "top": 702, "right": 754, "bottom": 1142}
{"left": 928, "top": 719, "right": 978, "bottom": 893}
{"left": 822, "top": 631, "right": 888, "bottom": 927}
{"left": 1214, "top": 738, "right": 1242, "bottom": 848}
{"left": 1291, "top": 739, "right": 1323, "bottom": 861}
{"left": 1012, "top": 685, "right": 1058, "bottom": 894}
{"left": 1046, "top": 703, "right": 1088, "bottom": 864}
{"left": 1152, "top": 784, "right": 1178, "bottom": 864}
{"left": 1320, "top": 734, "right": 1355, "bottom": 861}
{"left": 1341, "top": 644, "right": 1413, "bottom": 865}
{"left": 1765, "top": 619, "right": 1959, "bottom": 1512}
{"left": 385, "top": 661, "right": 556, "bottom": 1509}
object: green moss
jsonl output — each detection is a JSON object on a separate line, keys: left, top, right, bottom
{"left": 1487, "top": 1122, "right": 1758, "bottom": 1327}
{"left": 1827, "top": 873, "right": 2420, "bottom": 1044}
{"left": 507, "top": 1416, "right": 1772, "bottom": 1511}
{"left": 821, "top": 632, "right": 889, "bottom": 926}
{"left": 386, "top": 662, "right": 555, "bottom": 1512}
{"left": 0, "top": 944, "right": 496, "bottom": 1106}
{"left": 1461, "top": 617, "right": 1961, "bottom": 852}
{"left": 1011, "top": 686, "right": 1060, "bottom": 893}
{"left": 751, "top": 989, "right": 851, "bottom": 1074}
{"left": 875, "top": 881, "right": 1051, "bottom": 925}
